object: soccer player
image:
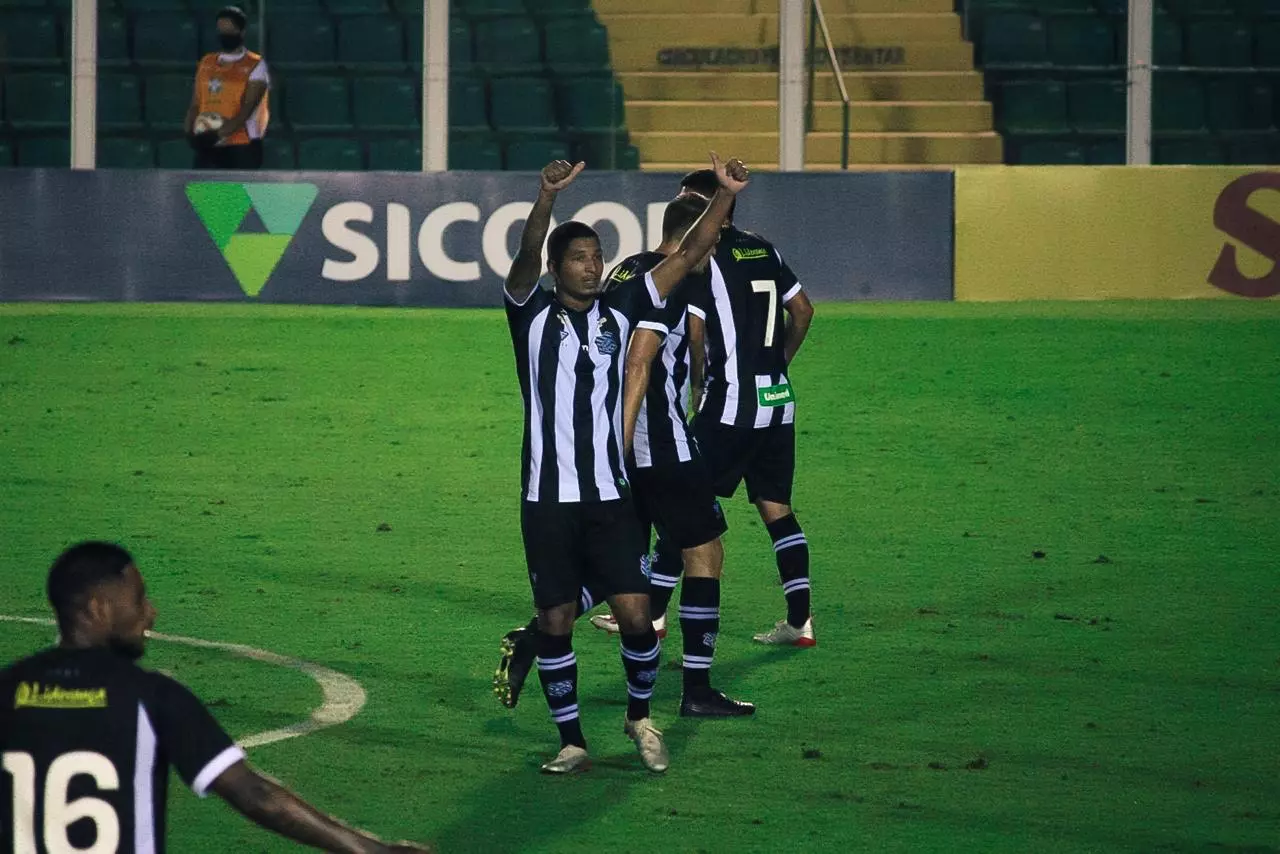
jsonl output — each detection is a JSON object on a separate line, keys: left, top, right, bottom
{"left": 612, "top": 194, "right": 754, "bottom": 717}
{"left": 500, "top": 154, "right": 747, "bottom": 774}
{"left": 0, "top": 541, "right": 432, "bottom": 854}
{"left": 676, "top": 169, "right": 817, "bottom": 645}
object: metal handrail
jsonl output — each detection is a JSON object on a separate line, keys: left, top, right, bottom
{"left": 804, "top": 0, "right": 852, "bottom": 170}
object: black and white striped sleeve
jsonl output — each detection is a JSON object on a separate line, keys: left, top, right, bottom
{"left": 146, "top": 674, "right": 244, "bottom": 798}
{"left": 774, "top": 249, "right": 803, "bottom": 304}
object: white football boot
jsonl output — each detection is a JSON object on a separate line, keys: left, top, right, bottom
{"left": 752, "top": 617, "right": 817, "bottom": 647}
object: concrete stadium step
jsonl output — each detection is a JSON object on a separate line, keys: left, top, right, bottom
{"left": 593, "top": 0, "right": 954, "bottom": 13}
{"left": 617, "top": 71, "right": 986, "bottom": 102}
{"left": 626, "top": 100, "right": 993, "bottom": 133}
{"left": 611, "top": 41, "right": 974, "bottom": 72}
{"left": 630, "top": 130, "right": 1004, "bottom": 165}
{"left": 599, "top": 13, "right": 962, "bottom": 44}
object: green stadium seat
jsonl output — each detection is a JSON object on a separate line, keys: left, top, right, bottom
{"left": 1154, "top": 136, "right": 1224, "bottom": 164}
{"left": 406, "top": 15, "right": 474, "bottom": 69}
{"left": 1224, "top": 135, "right": 1275, "bottom": 164}
{"left": 544, "top": 16, "right": 611, "bottom": 74}
{"left": 571, "top": 132, "right": 631, "bottom": 169}
{"left": 1047, "top": 15, "right": 1115, "bottom": 65}
{"left": 17, "top": 135, "right": 69, "bottom": 166}
{"left": 1032, "top": 0, "right": 1094, "bottom": 12}
{"left": 1256, "top": 20, "right": 1280, "bottom": 65}
{"left": 368, "top": 135, "right": 420, "bottom": 170}
{"left": 1207, "top": 78, "right": 1273, "bottom": 131}
{"left": 449, "top": 75, "right": 489, "bottom": 131}
{"left": 1187, "top": 20, "right": 1253, "bottom": 66}
{"left": 1153, "top": 15, "right": 1185, "bottom": 65}
{"left": 0, "top": 137, "right": 13, "bottom": 166}
{"left": 981, "top": 13, "right": 1049, "bottom": 65}
{"left": 616, "top": 143, "right": 640, "bottom": 170}
{"left": 474, "top": 17, "right": 541, "bottom": 73}
{"left": 98, "top": 136, "right": 154, "bottom": 168}
{"left": 145, "top": 74, "right": 192, "bottom": 131}
{"left": 1014, "top": 137, "right": 1085, "bottom": 164}
{"left": 448, "top": 132, "right": 501, "bottom": 169}
{"left": 489, "top": 76, "right": 558, "bottom": 132}
{"left": 99, "top": 73, "right": 143, "bottom": 130}
{"left": 134, "top": 14, "right": 199, "bottom": 67}
{"left": 249, "top": 0, "right": 322, "bottom": 10}
{"left": 155, "top": 137, "right": 194, "bottom": 168}
{"left": 1068, "top": 78, "right": 1125, "bottom": 132}
{"left": 505, "top": 137, "right": 569, "bottom": 171}
{"left": 1163, "top": 0, "right": 1232, "bottom": 16}
{"left": 1, "top": 11, "right": 60, "bottom": 66}
{"left": 556, "top": 77, "right": 624, "bottom": 132}
{"left": 338, "top": 16, "right": 405, "bottom": 67}
{"left": 1237, "top": 0, "right": 1280, "bottom": 17}
{"left": 58, "top": 10, "right": 130, "bottom": 67}
{"left": 458, "top": 0, "right": 527, "bottom": 18}
{"left": 1095, "top": 0, "right": 1126, "bottom": 12}
{"left": 6, "top": 72, "right": 69, "bottom": 130}
{"left": 966, "top": 0, "right": 1033, "bottom": 11}
{"left": 298, "top": 136, "right": 364, "bottom": 170}
{"left": 263, "top": 136, "right": 297, "bottom": 169}
{"left": 284, "top": 75, "right": 352, "bottom": 130}
{"left": 1086, "top": 136, "right": 1125, "bottom": 163}
{"left": 328, "top": 0, "right": 388, "bottom": 12}
{"left": 1153, "top": 75, "right": 1205, "bottom": 131}
{"left": 997, "top": 79, "right": 1068, "bottom": 133}
{"left": 353, "top": 76, "right": 417, "bottom": 129}
{"left": 0, "top": 0, "right": 45, "bottom": 9}
{"left": 266, "top": 16, "right": 337, "bottom": 66}
{"left": 119, "top": 0, "right": 189, "bottom": 11}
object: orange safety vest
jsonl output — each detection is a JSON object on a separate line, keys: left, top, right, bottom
{"left": 194, "top": 51, "right": 270, "bottom": 146}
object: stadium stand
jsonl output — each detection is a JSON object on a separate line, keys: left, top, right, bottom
{"left": 0, "top": 0, "right": 638, "bottom": 170}
{"left": 970, "top": 0, "right": 1280, "bottom": 164}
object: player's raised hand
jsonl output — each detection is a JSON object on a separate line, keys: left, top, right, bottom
{"left": 541, "top": 159, "right": 585, "bottom": 193}
{"left": 710, "top": 152, "right": 749, "bottom": 195}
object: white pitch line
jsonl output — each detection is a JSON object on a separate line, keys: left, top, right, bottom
{"left": 0, "top": 614, "right": 366, "bottom": 750}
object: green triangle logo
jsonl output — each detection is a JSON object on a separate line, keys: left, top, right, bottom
{"left": 187, "top": 182, "right": 318, "bottom": 297}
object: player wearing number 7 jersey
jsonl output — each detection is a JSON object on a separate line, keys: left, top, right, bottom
{"left": 0, "top": 542, "right": 433, "bottom": 854}
{"left": 671, "top": 170, "right": 818, "bottom": 646}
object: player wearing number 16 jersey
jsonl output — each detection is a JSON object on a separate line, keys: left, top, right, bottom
{"left": 1, "top": 541, "right": 432, "bottom": 854}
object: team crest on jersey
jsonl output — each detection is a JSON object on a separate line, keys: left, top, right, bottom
{"left": 208, "top": 78, "right": 223, "bottom": 94}
{"left": 595, "top": 331, "right": 619, "bottom": 355}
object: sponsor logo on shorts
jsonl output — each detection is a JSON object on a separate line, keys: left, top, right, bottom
{"left": 547, "top": 680, "right": 574, "bottom": 698}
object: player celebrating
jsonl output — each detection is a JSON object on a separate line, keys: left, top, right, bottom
{"left": 0, "top": 541, "right": 432, "bottom": 853}
{"left": 612, "top": 194, "right": 754, "bottom": 717}
{"left": 501, "top": 155, "right": 748, "bottom": 773}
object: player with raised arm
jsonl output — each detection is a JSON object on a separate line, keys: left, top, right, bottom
{"left": 494, "top": 156, "right": 748, "bottom": 755}
{"left": 0, "top": 541, "right": 433, "bottom": 854}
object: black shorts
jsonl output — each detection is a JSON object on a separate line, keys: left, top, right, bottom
{"left": 193, "top": 139, "right": 264, "bottom": 170}
{"left": 631, "top": 456, "right": 728, "bottom": 551}
{"left": 520, "top": 498, "right": 647, "bottom": 610}
{"left": 692, "top": 419, "right": 796, "bottom": 505}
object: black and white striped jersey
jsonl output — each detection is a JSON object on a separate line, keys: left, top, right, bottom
{"left": 605, "top": 252, "right": 708, "bottom": 470}
{"left": 0, "top": 647, "right": 244, "bottom": 854}
{"left": 506, "top": 277, "right": 665, "bottom": 503}
{"left": 690, "top": 226, "right": 803, "bottom": 430}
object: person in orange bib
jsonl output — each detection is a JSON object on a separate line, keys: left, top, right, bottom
{"left": 185, "top": 6, "right": 271, "bottom": 170}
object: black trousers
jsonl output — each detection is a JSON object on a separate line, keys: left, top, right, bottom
{"left": 193, "top": 140, "right": 264, "bottom": 170}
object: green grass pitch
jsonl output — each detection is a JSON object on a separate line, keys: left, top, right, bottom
{"left": 1, "top": 301, "right": 1278, "bottom": 853}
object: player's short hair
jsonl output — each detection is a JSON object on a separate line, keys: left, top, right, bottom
{"left": 547, "top": 221, "right": 600, "bottom": 269}
{"left": 678, "top": 169, "right": 734, "bottom": 222}
{"left": 661, "top": 195, "right": 707, "bottom": 242}
{"left": 47, "top": 542, "right": 134, "bottom": 632}
{"left": 216, "top": 5, "right": 247, "bottom": 30}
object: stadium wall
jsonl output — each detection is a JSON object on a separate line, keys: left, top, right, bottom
{"left": 0, "top": 170, "right": 954, "bottom": 306}
{"left": 955, "top": 166, "right": 1280, "bottom": 301}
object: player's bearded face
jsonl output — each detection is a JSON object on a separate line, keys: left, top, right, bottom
{"left": 555, "top": 238, "right": 604, "bottom": 300}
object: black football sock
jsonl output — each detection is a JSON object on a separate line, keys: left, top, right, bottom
{"left": 535, "top": 631, "right": 585, "bottom": 749}
{"left": 767, "top": 514, "right": 811, "bottom": 628}
{"left": 648, "top": 536, "right": 683, "bottom": 620}
{"left": 678, "top": 576, "right": 719, "bottom": 694}
{"left": 619, "top": 627, "right": 660, "bottom": 721}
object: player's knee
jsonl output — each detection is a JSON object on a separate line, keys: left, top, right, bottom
{"left": 610, "top": 594, "right": 652, "bottom": 633}
{"left": 683, "top": 539, "right": 724, "bottom": 579}
{"left": 755, "top": 500, "right": 793, "bottom": 524}
{"left": 537, "top": 603, "right": 576, "bottom": 635}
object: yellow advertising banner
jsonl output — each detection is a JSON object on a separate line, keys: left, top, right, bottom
{"left": 954, "top": 166, "right": 1280, "bottom": 301}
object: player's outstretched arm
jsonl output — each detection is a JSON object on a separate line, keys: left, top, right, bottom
{"left": 648, "top": 153, "right": 750, "bottom": 301}
{"left": 622, "top": 329, "right": 663, "bottom": 456}
{"left": 504, "top": 159, "right": 585, "bottom": 304}
{"left": 783, "top": 289, "right": 815, "bottom": 365}
{"left": 211, "top": 761, "right": 435, "bottom": 854}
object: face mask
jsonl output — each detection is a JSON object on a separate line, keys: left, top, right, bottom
{"left": 218, "top": 32, "right": 244, "bottom": 51}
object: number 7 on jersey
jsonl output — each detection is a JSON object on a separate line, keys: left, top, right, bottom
{"left": 751, "top": 280, "right": 778, "bottom": 346}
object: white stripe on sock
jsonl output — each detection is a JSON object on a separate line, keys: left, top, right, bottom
{"left": 682, "top": 655, "right": 714, "bottom": 669}
{"left": 621, "top": 643, "right": 661, "bottom": 662}
{"left": 551, "top": 704, "right": 580, "bottom": 722}
{"left": 537, "top": 652, "right": 576, "bottom": 670}
{"left": 782, "top": 579, "right": 811, "bottom": 594}
{"left": 773, "top": 533, "right": 808, "bottom": 552}
{"left": 627, "top": 686, "right": 655, "bottom": 699}
{"left": 678, "top": 606, "right": 720, "bottom": 619}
